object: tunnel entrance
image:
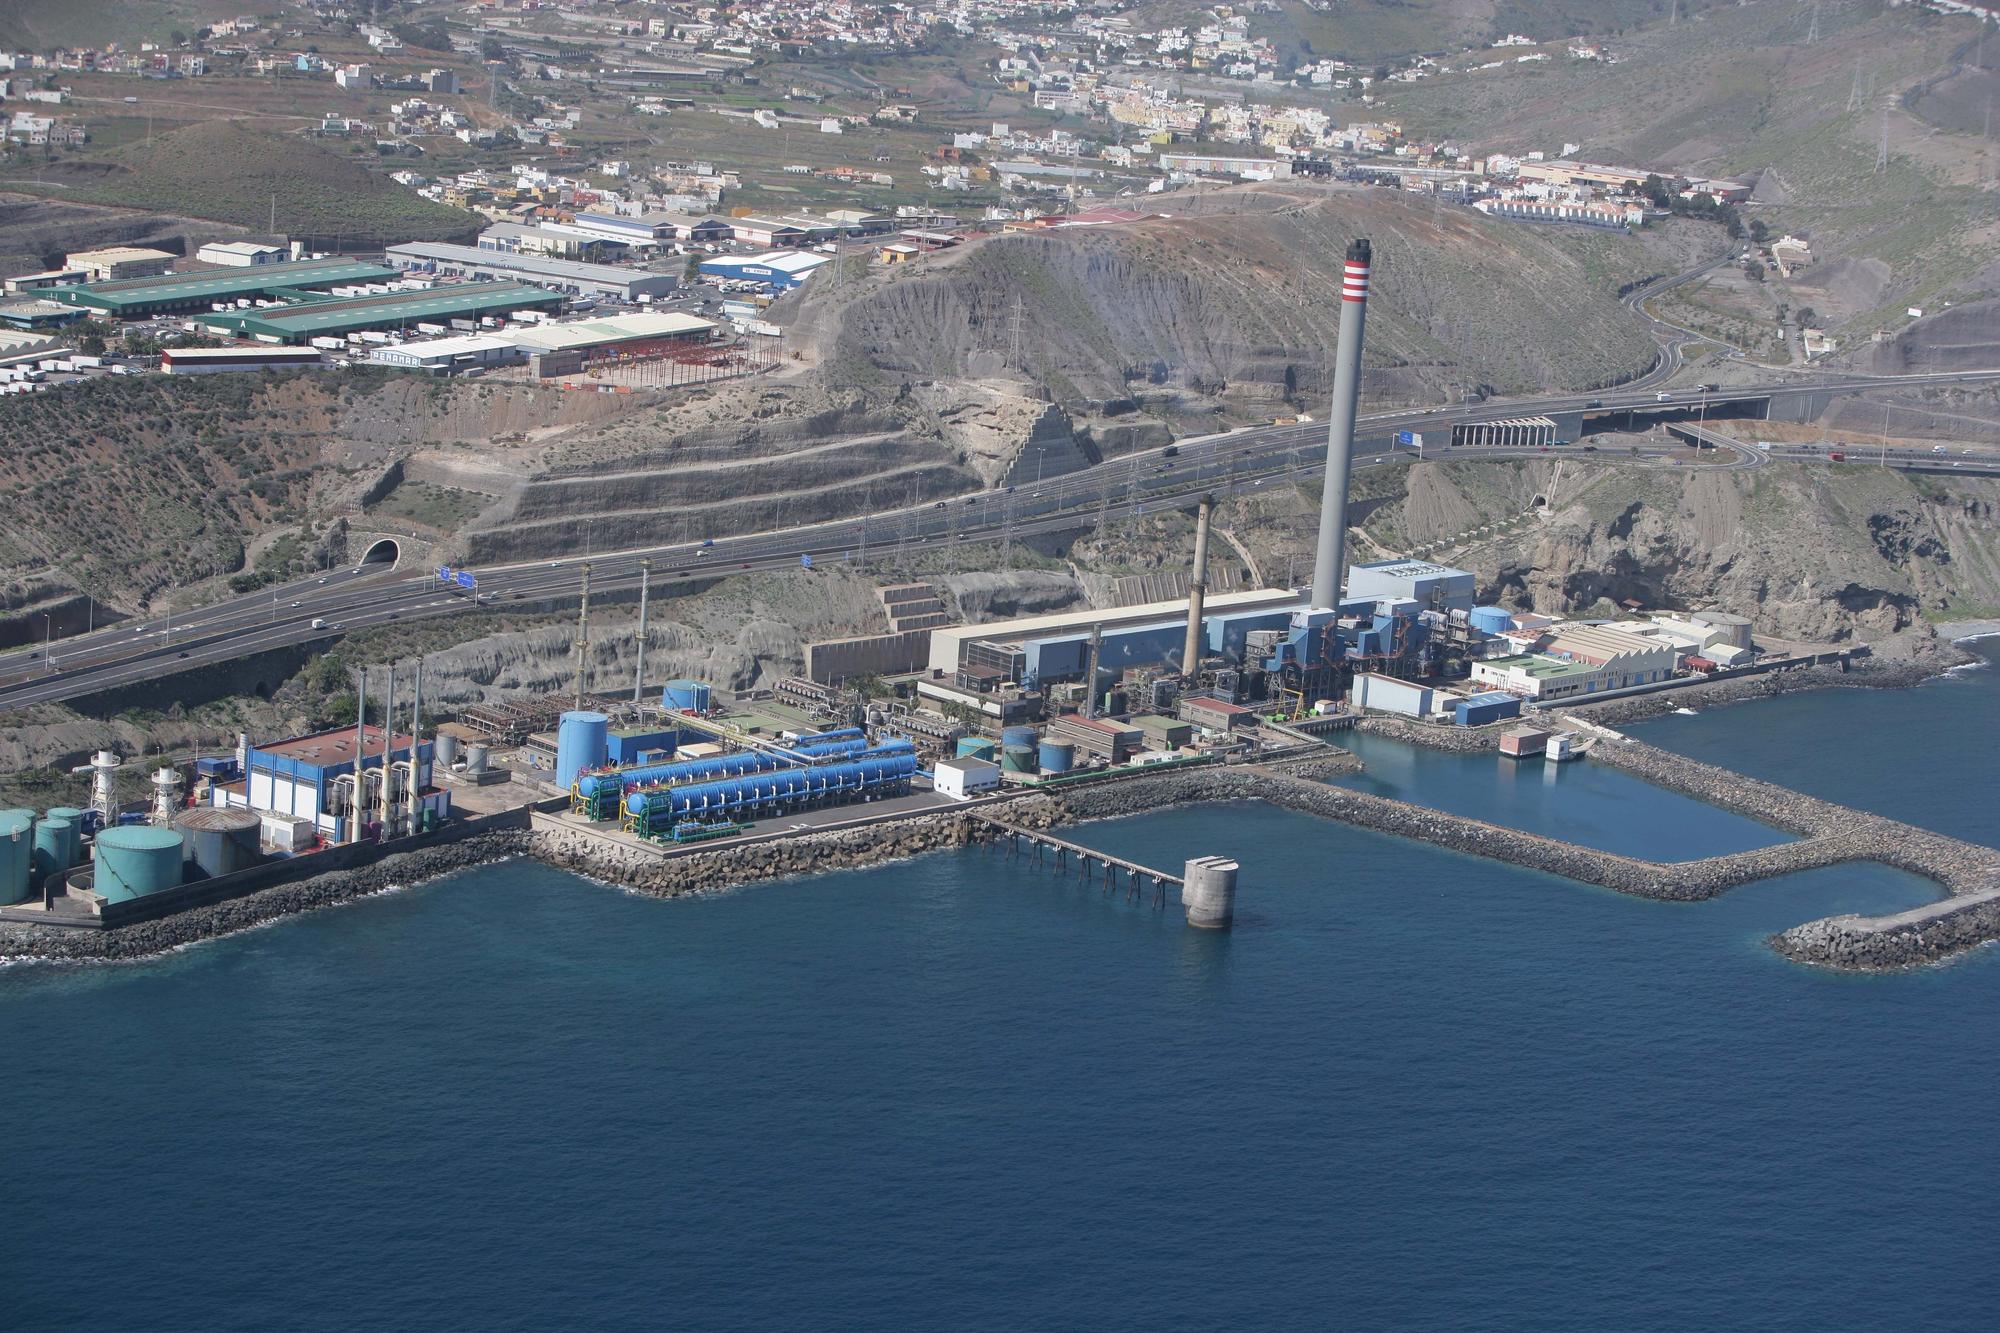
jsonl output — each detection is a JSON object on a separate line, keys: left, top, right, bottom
{"left": 361, "top": 538, "right": 400, "bottom": 567}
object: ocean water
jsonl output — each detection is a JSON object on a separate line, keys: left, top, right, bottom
{"left": 1629, "top": 637, "right": 2000, "bottom": 848}
{"left": 1332, "top": 727, "right": 1791, "bottom": 860}
{"left": 3, "top": 665, "right": 1996, "bottom": 1330}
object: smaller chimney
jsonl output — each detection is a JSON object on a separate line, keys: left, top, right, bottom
{"left": 1182, "top": 496, "right": 1214, "bottom": 678}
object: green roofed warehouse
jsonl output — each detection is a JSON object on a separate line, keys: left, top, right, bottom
{"left": 194, "top": 282, "right": 565, "bottom": 344}
{"left": 47, "top": 257, "right": 401, "bottom": 319}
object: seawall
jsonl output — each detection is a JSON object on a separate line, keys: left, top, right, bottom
{"left": 0, "top": 829, "right": 530, "bottom": 963}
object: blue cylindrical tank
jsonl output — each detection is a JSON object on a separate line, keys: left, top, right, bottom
{"left": 1470, "top": 606, "right": 1515, "bottom": 636}
{"left": 90, "top": 824, "right": 185, "bottom": 903}
{"left": 661, "top": 679, "right": 712, "bottom": 712}
{"left": 557, "top": 710, "right": 611, "bottom": 792}
{"left": 0, "top": 809, "right": 34, "bottom": 905}
{"left": 46, "top": 807, "right": 87, "bottom": 866}
{"left": 956, "top": 737, "right": 997, "bottom": 761}
{"left": 1038, "top": 740, "right": 1075, "bottom": 774}
{"left": 1001, "top": 725, "right": 1037, "bottom": 749}
{"left": 31, "top": 815, "right": 74, "bottom": 892}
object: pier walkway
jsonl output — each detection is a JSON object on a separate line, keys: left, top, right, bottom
{"left": 967, "top": 813, "right": 1184, "bottom": 906}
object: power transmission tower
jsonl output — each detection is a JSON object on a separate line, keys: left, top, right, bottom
{"left": 1877, "top": 100, "right": 1890, "bottom": 173}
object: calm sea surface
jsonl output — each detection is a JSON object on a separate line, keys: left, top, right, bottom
{"left": 3, "top": 645, "right": 1995, "bottom": 1331}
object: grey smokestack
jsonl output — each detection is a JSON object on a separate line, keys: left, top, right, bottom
{"left": 1183, "top": 495, "right": 1213, "bottom": 678}
{"left": 351, "top": 667, "right": 367, "bottom": 844}
{"left": 1310, "top": 238, "right": 1371, "bottom": 611}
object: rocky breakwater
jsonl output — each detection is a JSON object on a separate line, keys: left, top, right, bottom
{"left": 1772, "top": 885, "right": 2000, "bottom": 971}
{"left": 530, "top": 796, "right": 1069, "bottom": 900}
{"left": 1586, "top": 732, "right": 2000, "bottom": 967}
{"left": 0, "top": 829, "right": 531, "bottom": 963}
{"left": 1352, "top": 716, "right": 1498, "bottom": 753}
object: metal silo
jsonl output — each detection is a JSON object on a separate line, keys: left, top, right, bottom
{"left": 175, "top": 807, "right": 264, "bottom": 878}
{"left": 31, "top": 815, "right": 74, "bottom": 892}
{"left": 0, "top": 809, "right": 33, "bottom": 905}
{"left": 557, "top": 710, "right": 611, "bottom": 791}
{"left": 433, "top": 732, "right": 462, "bottom": 766}
{"left": 46, "top": 807, "right": 87, "bottom": 865}
{"left": 91, "top": 825, "right": 186, "bottom": 902}
{"left": 1037, "top": 741, "right": 1076, "bottom": 774}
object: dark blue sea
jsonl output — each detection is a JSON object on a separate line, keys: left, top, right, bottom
{"left": 3, "top": 644, "right": 1996, "bottom": 1331}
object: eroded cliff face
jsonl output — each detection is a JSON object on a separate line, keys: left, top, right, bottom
{"left": 1396, "top": 462, "right": 2000, "bottom": 646}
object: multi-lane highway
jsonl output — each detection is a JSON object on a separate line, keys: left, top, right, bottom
{"left": 8, "top": 367, "right": 2000, "bottom": 711}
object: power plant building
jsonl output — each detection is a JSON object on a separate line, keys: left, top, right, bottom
{"left": 926, "top": 589, "right": 1309, "bottom": 689}
{"left": 212, "top": 725, "right": 447, "bottom": 840}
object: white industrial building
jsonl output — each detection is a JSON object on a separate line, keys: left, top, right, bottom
{"left": 196, "top": 241, "right": 289, "bottom": 267}
{"left": 1349, "top": 672, "right": 1436, "bottom": 718}
{"left": 368, "top": 334, "right": 525, "bottom": 373}
{"left": 1471, "top": 622, "right": 1678, "bottom": 700}
{"left": 932, "top": 757, "right": 1001, "bottom": 800}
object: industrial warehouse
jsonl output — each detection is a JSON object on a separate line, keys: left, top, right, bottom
{"left": 383, "top": 241, "right": 681, "bottom": 302}
{"left": 194, "top": 281, "right": 566, "bottom": 343}
{"left": 46, "top": 256, "right": 403, "bottom": 319}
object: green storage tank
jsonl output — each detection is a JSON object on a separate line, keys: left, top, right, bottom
{"left": 91, "top": 825, "right": 186, "bottom": 903}
{"left": 0, "top": 809, "right": 33, "bottom": 905}
{"left": 47, "top": 807, "right": 88, "bottom": 864}
{"left": 31, "top": 816, "right": 75, "bottom": 892}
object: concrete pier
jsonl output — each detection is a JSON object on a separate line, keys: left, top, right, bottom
{"left": 1182, "top": 856, "right": 1239, "bottom": 929}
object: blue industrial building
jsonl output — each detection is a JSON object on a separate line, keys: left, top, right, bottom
{"left": 697, "top": 250, "right": 832, "bottom": 291}
{"left": 220, "top": 725, "right": 443, "bottom": 841}
{"left": 624, "top": 744, "right": 916, "bottom": 832}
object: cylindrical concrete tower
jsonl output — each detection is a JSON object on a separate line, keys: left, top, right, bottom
{"left": 1183, "top": 855, "right": 1240, "bottom": 930}
{"left": 1309, "top": 238, "right": 1372, "bottom": 611}
{"left": 1182, "top": 495, "right": 1214, "bottom": 678}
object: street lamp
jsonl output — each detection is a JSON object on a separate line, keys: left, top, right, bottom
{"left": 44, "top": 614, "right": 52, "bottom": 670}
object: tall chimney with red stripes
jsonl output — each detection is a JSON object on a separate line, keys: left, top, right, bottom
{"left": 1310, "top": 238, "right": 1372, "bottom": 612}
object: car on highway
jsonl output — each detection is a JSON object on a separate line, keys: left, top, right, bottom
{"left": 1586, "top": 399, "right": 1604, "bottom": 408}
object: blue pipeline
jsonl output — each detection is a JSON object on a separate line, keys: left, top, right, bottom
{"left": 626, "top": 748, "right": 917, "bottom": 826}
{"left": 578, "top": 730, "right": 897, "bottom": 807}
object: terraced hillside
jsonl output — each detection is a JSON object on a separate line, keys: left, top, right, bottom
{"left": 460, "top": 388, "right": 979, "bottom": 563}
{"left": 799, "top": 186, "right": 1667, "bottom": 413}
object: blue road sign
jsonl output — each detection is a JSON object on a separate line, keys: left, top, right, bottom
{"left": 1395, "top": 430, "right": 1415, "bottom": 446}
{"left": 456, "top": 571, "right": 477, "bottom": 589}
{"left": 800, "top": 554, "right": 814, "bottom": 570}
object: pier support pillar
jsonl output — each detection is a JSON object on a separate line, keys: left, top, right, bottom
{"left": 1182, "top": 856, "right": 1240, "bottom": 930}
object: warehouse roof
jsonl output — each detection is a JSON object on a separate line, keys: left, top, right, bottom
{"left": 48, "top": 258, "right": 400, "bottom": 311}
{"left": 195, "top": 282, "right": 562, "bottom": 340}
{"left": 385, "top": 241, "right": 665, "bottom": 287}
{"left": 508, "top": 311, "right": 713, "bottom": 350}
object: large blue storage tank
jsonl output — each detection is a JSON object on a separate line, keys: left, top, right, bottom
{"left": 1038, "top": 740, "right": 1075, "bottom": 774}
{"left": 46, "top": 807, "right": 87, "bottom": 866}
{"left": 557, "top": 711, "right": 610, "bottom": 791}
{"left": 0, "top": 809, "right": 33, "bottom": 905}
{"left": 956, "top": 737, "right": 997, "bottom": 761}
{"left": 662, "top": 679, "right": 712, "bottom": 712}
{"left": 1469, "top": 606, "right": 1516, "bottom": 637}
{"left": 91, "top": 825, "right": 185, "bottom": 903}
{"left": 1454, "top": 691, "right": 1522, "bottom": 727}
{"left": 30, "top": 815, "right": 74, "bottom": 892}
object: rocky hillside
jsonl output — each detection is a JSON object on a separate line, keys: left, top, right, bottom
{"left": 795, "top": 186, "right": 1664, "bottom": 417}
{"left": 1362, "top": 458, "right": 2000, "bottom": 646}
{"left": 0, "top": 372, "right": 644, "bottom": 613}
